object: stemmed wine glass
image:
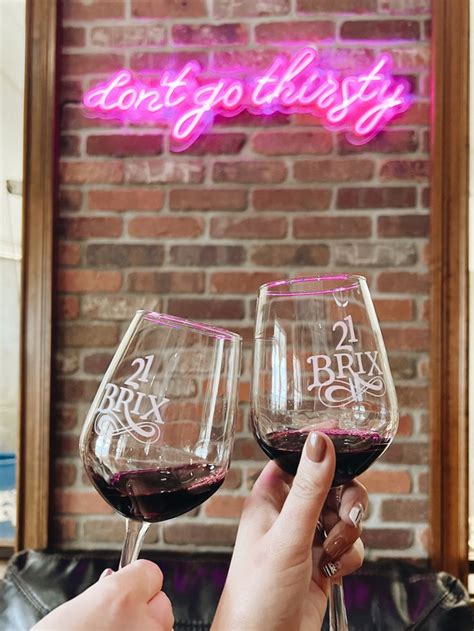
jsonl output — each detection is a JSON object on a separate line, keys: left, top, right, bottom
{"left": 251, "top": 275, "right": 398, "bottom": 631}
{"left": 80, "top": 310, "right": 241, "bottom": 568}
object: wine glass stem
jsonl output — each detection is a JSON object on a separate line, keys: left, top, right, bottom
{"left": 119, "top": 519, "right": 150, "bottom": 569}
{"left": 329, "top": 576, "right": 349, "bottom": 631}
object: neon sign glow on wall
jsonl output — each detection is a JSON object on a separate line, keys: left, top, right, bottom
{"left": 83, "top": 47, "right": 412, "bottom": 152}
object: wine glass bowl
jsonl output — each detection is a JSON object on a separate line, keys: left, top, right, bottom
{"left": 252, "top": 274, "right": 398, "bottom": 485}
{"left": 80, "top": 310, "right": 241, "bottom": 565}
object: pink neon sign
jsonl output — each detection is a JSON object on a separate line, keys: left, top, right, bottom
{"left": 83, "top": 47, "right": 411, "bottom": 151}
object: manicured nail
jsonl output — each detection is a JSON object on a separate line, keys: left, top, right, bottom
{"left": 323, "top": 534, "right": 350, "bottom": 560}
{"left": 321, "top": 561, "right": 340, "bottom": 578}
{"left": 349, "top": 503, "right": 364, "bottom": 527}
{"left": 100, "top": 568, "right": 113, "bottom": 580}
{"left": 307, "top": 432, "right": 326, "bottom": 463}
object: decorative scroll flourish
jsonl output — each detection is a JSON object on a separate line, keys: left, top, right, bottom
{"left": 94, "top": 409, "right": 163, "bottom": 444}
{"left": 317, "top": 375, "right": 386, "bottom": 409}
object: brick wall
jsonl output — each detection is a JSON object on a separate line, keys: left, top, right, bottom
{"left": 54, "top": 0, "right": 431, "bottom": 558}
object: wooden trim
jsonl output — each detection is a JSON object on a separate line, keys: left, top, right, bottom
{"left": 430, "top": 0, "right": 470, "bottom": 583}
{"left": 16, "top": 0, "right": 58, "bottom": 551}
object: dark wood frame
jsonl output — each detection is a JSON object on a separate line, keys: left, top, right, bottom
{"left": 430, "top": 0, "right": 470, "bottom": 583}
{"left": 16, "top": 0, "right": 58, "bottom": 551}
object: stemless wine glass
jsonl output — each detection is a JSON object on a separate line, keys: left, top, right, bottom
{"left": 251, "top": 275, "right": 398, "bottom": 631}
{"left": 80, "top": 310, "right": 241, "bottom": 568}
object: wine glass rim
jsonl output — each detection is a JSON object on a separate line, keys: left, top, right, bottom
{"left": 139, "top": 310, "right": 242, "bottom": 343}
{"left": 259, "top": 274, "right": 366, "bottom": 296}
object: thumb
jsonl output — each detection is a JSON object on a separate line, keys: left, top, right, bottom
{"left": 274, "top": 432, "right": 335, "bottom": 549}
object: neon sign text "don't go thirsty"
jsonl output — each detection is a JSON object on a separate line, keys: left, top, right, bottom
{"left": 83, "top": 47, "right": 412, "bottom": 152}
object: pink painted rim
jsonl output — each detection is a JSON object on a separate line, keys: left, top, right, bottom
{"left": 259, "top": 274, "right": 366, "bottom": 296}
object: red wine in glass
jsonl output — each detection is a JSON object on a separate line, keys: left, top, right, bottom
{"left": 85, "top": 461, "right": 226, "bottom": 522}
{"left": 253, "top": 425, "right": 390, "bottom": 487}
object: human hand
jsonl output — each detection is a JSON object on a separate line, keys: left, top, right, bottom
{"left": 32, "top": 559, "right": 174, "bottom": 631}
{"left": 211, "top": 431, "right": 368, "bottom": 631}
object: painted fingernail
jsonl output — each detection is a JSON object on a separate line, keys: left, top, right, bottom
{"left": 307, "top": 432, "right": 326, "bottom": 463}
{"left": 100, "top": 568, "right": 113, "bottom": 580}
{"left": 321, "top": 561, "right": 340, "bottom": 578}
{"left": 349, "top": 503, "right": 364, "bottom": 527}
{"left": 324, "top": 534, "right": 350, "bottom": 560}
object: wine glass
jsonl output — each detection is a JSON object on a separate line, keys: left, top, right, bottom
{"left": 80, "top": 310, "right": 241, "bottom": 568}
{"left": 251, "top": 275, "right": 398, "bottom": 631}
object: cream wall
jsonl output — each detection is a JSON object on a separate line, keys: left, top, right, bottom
{"left": 0, "top": 0, "right": 25, "bottom": 452}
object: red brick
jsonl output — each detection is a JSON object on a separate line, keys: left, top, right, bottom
{"left": 52, "top": 517, "right": 77, "bottom": 543}
{"left": 56, "top": 295, "right": 80, "bottom": 320}
{"left": 396, "top": 414, "right": 413, "bottom": 437}
{"left": 358, "top": 469, "right": 411, "bottom": 494}
{"left": 184, "top": 133, "right": 246, "bottom": 156}
{"left": 382, "top": 499, "right": 429, "bottom": 522}
{"left": 214, "top": 0, "right": 289, "bottom": 18}
{"left": 58, "top": 242, "right": 81, "bottom": 266}
{"left": 91, "top": 25, "right": 166, "bottom": 47}
{"left": 58, "top": 216, "right": 122, "bottom": 239}
{"left": 60, "top": 161, "right": 123, "bottom": 184}
{"left": 378, "top": 215, "right": 429, "bottom": 237}
{"left": 128, "top": 216, "right": 204, "bottom": 238}
{"left": 382, "top": 327, "right": 429, "bottom": 351}
{"left": 213, "top": 48, "right": 288, "bottom": 72}
{"left": 222, "top": 468, "right": 242, "bottom": 490}
{"left": 131, "top": 0, "right": 207, "bottom": 18}
{"left": 172, "top": 23, "right": 248, "bottom": 46}
{"left": 337, "top": 187, "right": 416, "bottom": 209}
{"left": 131, "top": 51, "right": 208, "bottom": 72}
{"left": 62, "top": 104, "right": 122, "bottom": 130}
{"left": 128, "top": 271, "right": 205, "bottom": 293}
{"left": 57, "top": 270, "right": 122, "bottom": 293}
{"left": 55, "top": 349, "right": 80, "bottom": 375}
{"left": 55, "top": 407, "right": 78, "bottom": 432}
{"left": 380, "top": 159, "right": 430, "bottom": 180}
{"left": 418, "top": 471, "right": 429, "bottom": 494}
{"left": 59, "top": 324, "right": 120, "bottom": 348}
{"left": 294, "top": 159, "right": 375, "bottom": 182}
{"left": 421, "top": 187, "right": 430, "bottom": 209}
{"left": 338, "top": 130, "right": 418, "bottom": 154}
{"left": 62, "top": 54, "right": 125, "bottom": 76}
{"left": 213, "top": 161, "right": 287, "bottom": 184}
{"left": 298, "top": 0, "right": 376, "bottom": 11}
{"left": 205, "top": 495, "right": 245, "bottom": 518}
{"left": 363, "top": 528, "right": 413, "bottom": 549}
{"left": 389, "top": 356, "right": 417, "bottom": 380}
{"left": 210, "top": 216, "right": 287, "bottom": 239}
{"left": 341, "top": 20, "right": 420, "bottom": 40}
{"left": 233, "top": 438, "right": 266, "bottom": 461}
{"left": 163, "top": 523, "right": 237, "bottom": 546}
{"left": 333, "top": 243, "right": 417, "bottom": 267}
{"left": 125, "top": 159, "right": 205, "bottom": 184}
{"left": 54, "top": 462, "right": 77, "bottom": 487}
{"left": 86, "top": 243, "right": 164, "bottom": 267}
{"left": 61, "top": 135, "right": 81, "bottom": 157}
{"left": 210, "top": 272, "right": 286, "bottom": 294}
{"left": 58, "top": 189, "right": 83, "bottom": 211}
{"left": 81, "top": 295, "right": 157, "bottom": 320}
{"left": 377, "top": 271, "right": 430, "bottom": 294}
{"left": 250, "top": 244, "right": 329, "bottom": 266}
{"left": 62, "top": 0, "right": 125, "bottom": 20}
{"left": 256, "top": 21, "right": 335, "bottom": 43}
{"left": 397, "top": 387, "right": 429, "bottom": 409}
{"left": 87, "top": 135, "right": 163, "bottom": 157}
{"left": 62, "top": 26, "right": 85, "bottom": 47}
{"left": 55, "top": 490, "right": 113, "bottom": 515}
{"left": 374, "top": 299, "right": 414, "bottom": 321}
{"left": 60, "top": 80, "right": 83, "bottom": 103}
{"left": 379, "top": 0, "right": 431, "bottom": 15}
{"left": 170, "top": 189, "right": 247, "bottom": 211}
{"left": 88, "top": 189, "right": 164, "bottom": 212}
{"left": 392, "top": 102, "right": 430, "bottom": 126}
{"left": 167, "top": 299, "right": 245, "bottom": 320}
{"left": 294, "top": 216, "right": 372, "bottom": 238}
{"left": 215, "top": 111, "right": 290, "bottom": 127}
{"left": 170, "top": 245, "right": 245, "bottom": 266}
{"left": 53, "top": 431, "right": 81, "bottom": 456}
{"left": 254, "top": 131, "right": 333, "bottom": 156}
{"left": 253, "top": 188, "right": 331, "bottom": 211}
{"left": 84, "top": 352, "right": 113, "bottom": 375}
